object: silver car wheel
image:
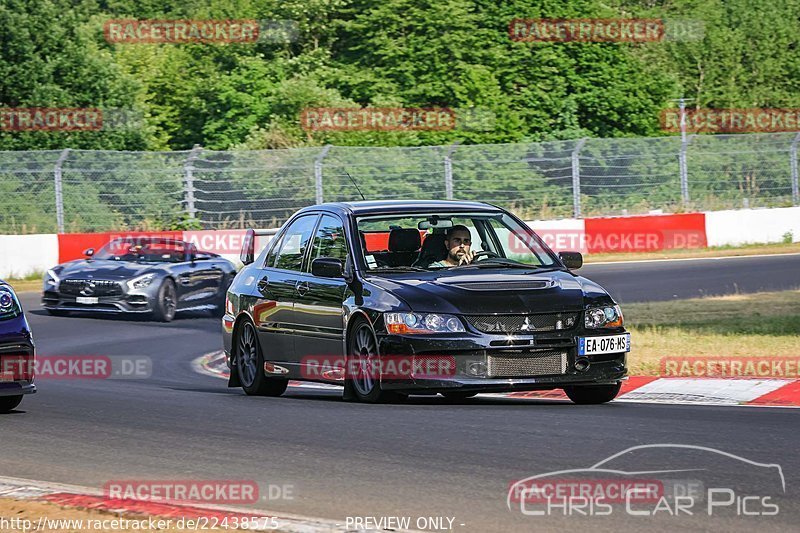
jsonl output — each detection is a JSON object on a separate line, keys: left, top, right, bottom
{"left": 237, "top": 322, "right": 258, "bottom": 388}
{"left": 162, "top": 282, "right": 177, "bottom": 321}
{"left": 352, "top": 324, "right": 378, "bottom": 396}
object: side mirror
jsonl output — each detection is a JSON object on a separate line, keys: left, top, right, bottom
{"left": 240, "top": 229, "right": 255, "bottom": 265}
{"left": 311, "top": 257, "right": 344, "bottom": 278}
{"left": 83, "top": 248, "right": 94, "bottom": 257}
{"left": 559, "top": 251, "right": 583, "bottom": 270}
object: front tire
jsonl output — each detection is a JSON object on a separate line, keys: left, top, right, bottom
{"left": 343, "top": 319, "right": 401, "bottom": 403}
{"left": 236, "top": 321, "right": 288, "bottom": 397}
{"left": 564, "top": 383, "right": 621, "bottom": 405}
{"left": 0, "top": 395, "right": 23, "bottom": 413}
{"left": 152, "top": 279, "right": 177, "bottom": 322}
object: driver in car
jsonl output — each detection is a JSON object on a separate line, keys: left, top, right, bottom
{"left": 431, "top": 225, "right": 476, "bottom": 267}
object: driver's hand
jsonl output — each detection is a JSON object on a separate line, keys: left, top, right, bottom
{"left": 458, "top": 250, "right": 475, "bottom": 265}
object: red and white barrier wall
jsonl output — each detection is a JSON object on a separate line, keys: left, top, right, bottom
{"left": 1, "top": 207, "right": 798, "bottom": 278}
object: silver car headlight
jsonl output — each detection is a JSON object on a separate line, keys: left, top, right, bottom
{"left": 585, "top": 304, "right": 624, "bottom": 329}
{"left": 385, "top": 312, "right": 465, "bottom": 334}
{"left": 0, "top": 286, "right": 22, "bottom": 320}
{"left": 127, "top": 273, "right": 157, "bottom": 290}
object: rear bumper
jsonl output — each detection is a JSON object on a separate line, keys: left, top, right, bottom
{"left": 0, "top": 328, "right": 36, "bottom": 396}
{"left": 0, "top": 381, "right": 36, "bottom": 397}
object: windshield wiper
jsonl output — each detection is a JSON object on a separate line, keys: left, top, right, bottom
{"left": 454, "top": 259, "right": 549, "bottom": 270}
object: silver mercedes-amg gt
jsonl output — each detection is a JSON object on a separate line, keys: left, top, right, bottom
{"left": 42, "top": 237, "right": 236, "bottom": 321}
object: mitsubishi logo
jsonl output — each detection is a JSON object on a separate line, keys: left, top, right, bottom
{"left": 80, "top": 282, "right": 96, "bottom": 296}
{"left": 520, "top": 316, "right": 531, "bottom": 331}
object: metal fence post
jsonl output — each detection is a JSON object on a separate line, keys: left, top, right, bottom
{"left": 54, "top": 149, "right": 70, "bottom": 233}
{"left": 183, "top": 144, "right": 203, "bottom": 219}
{"left": 679, "top": 135, "right": 692, "bottom": 207}
{"left": 791, "top": 133, "right": 800, "bottom": 206}
{"left": 444, "top": 141, "right": 461, "bottom": 200}
{"left": 315, "top": 145, "right": 332, "bottom": 204}
{"left": 571, "top": 138, "right": 587, "bottom": 218}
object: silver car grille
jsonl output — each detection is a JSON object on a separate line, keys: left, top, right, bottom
{"left": 487, "top": 350, "right": 567, "bottom": 378}
{"left": 465, "top": 313, "right": 578, "bottom": 333}
{"left": 59, "top": 279, "right": 123, "bottom": 297}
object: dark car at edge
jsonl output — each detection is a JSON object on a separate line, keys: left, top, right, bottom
{"left": 222, "top": 200, "right": 630, "bottom": 404}
{"left": 0, "top": 281, "right": 35, "bottom": 413}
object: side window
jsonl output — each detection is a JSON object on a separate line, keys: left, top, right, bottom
{"left": 270, "top": 215, "right": 318, "bottom": 271}
{"left": 263, "top": 233, "right": 284, "bottom": 267}
{"left": 307, "top": 214, "right": 348, "bottom": 271}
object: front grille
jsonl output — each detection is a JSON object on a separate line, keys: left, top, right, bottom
{"left": 487, "top": 350, "right": 567, "bottom": 378}
{"left": 59, "top": 279, "right": 122, "bottom": 297}
{"left": 465, "top": 313, "right": 578, "bottom": 333}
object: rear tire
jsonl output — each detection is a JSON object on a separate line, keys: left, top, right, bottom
{"left": 564, "top": 383, "right": 621, "bottom": 405}
{"left": 0, "top": 395, "right": 23, "bottom": 413}
{"left": 152, "top": 279, "right": 177, "bottom": 322}
{"left": 344, "top": 319, "right": 403, "bottom": 403}
{"left": 236, "top": 321, "right": 288, "bottom": 397}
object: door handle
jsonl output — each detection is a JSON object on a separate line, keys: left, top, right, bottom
{"left": 257, "top": 276, "right": 270, "bottom": 294}
{"left": 296, "top": 281, "right": 309, "bottom": 296}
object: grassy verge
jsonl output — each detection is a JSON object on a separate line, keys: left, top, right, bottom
{"left": 584, "top": 241, "right": 800, "bottom": 263}
{"left": 624, "top": 290, "right": 800, "bottom": 376}
{"left": 4, "top": 271, "right": 43, "bottom": 293}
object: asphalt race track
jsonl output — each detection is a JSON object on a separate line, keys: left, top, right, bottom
{"left": 2, "top": 254, "right": 799, "bottom": 532}
{"left": 582, "top": 253, "right": 800, "bottom": 302}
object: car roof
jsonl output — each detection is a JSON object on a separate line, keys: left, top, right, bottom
{"left": 298, "top": 200, "right": 502, "bottom": 217}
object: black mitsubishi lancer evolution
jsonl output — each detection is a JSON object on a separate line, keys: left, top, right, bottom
{"left": 222, "top": 200, "right": 630, "bottom": 404}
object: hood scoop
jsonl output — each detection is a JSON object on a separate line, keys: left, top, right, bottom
{"left": 447, "top": 279, "right": 558, "bottom": 291}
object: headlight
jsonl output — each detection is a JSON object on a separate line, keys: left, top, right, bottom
{"left": 127, "top": 273, "right": 157, "bottom": 290}
{"left": 45, "top": 268, "right": 60, "bottom": 288}
{"left": 385, "top": 312, "right": 465, "bottom": 334}
{"left": 0, "top": 286, "right": 22, "bottom": 320}
{"left": 585, "top": 304, "right": 623, "bottom": 329}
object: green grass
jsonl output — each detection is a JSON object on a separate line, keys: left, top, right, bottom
{"left": 585, "top": 241, "right": 800, "bottom": 263}
{"left": 624, "top": 290, "right": 800, "bottom": 375}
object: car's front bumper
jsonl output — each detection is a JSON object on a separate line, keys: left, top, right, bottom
{"left": 42, "top": 289, "right": 154, "bottom": 314}
{"left": 376, "top": 330, "right": 627, "bottom": 393}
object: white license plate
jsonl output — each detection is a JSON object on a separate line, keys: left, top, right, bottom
{"left": 76, "top": 296, "right": 98, "bottom": 304}
{"left": 578, "top": 334, "right": 630, "bottom": 356}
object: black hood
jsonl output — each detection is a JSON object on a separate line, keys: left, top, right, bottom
{"left": 55, "top": 259, "right": 158, "bottom": 281}
{"left": 365, "top": 268, "right": 614, "bottom": 314}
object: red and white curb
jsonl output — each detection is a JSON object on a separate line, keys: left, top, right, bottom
{"left": 0, "top": 475, "right": 396, "bottom": 532}
{"left": 194, "top": 351, "right": 800, "bottom": 407}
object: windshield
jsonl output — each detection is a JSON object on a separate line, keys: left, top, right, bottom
{"left": 94, "top": 238, "right": 191, "bottom": 263}
{"left": 355, "top": 212, "right": 560, "bottom": 272}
